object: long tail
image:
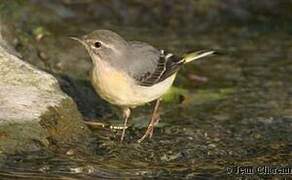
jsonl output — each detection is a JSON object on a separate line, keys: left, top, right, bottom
{"left": 182, "top": 50, "right": 215, "bottom": 64}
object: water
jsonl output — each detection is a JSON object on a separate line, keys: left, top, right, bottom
{"left": 0, "top": 1, "right": 291, "bottom": 179}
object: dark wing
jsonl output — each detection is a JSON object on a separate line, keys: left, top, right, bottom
{"left": 127, "top": 42, "right": 214, "bottom": 87}
{"left": 135, "top": 49, "right": 185, "bottom": 87}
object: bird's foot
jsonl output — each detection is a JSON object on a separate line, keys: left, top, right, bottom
{"left": 83, "top": 118, "right": 106, "bottom": 128}
{"left": 137, "top": 125, "right": 153, "bottom": 143}
{"left": 110, "top": 125, "right": 128, "bottom": 130}
{"left": 137, "top": 114, "right": 160, "bottom": 143}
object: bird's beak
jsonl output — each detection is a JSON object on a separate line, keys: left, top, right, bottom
{"left": 69, "top": 37, "right": 87, "bottom": 47}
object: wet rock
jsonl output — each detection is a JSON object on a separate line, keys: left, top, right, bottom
{"left": 0, "top": 31, "right": 90, "bottom": 155}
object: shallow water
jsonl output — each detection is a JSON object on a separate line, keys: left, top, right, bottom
{"left": 0, "top": 1, "right": 291, "bottom": 179}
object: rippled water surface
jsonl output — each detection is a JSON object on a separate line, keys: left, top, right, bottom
{"left": 0, "top": 1, "right": 291, "bottom": 179}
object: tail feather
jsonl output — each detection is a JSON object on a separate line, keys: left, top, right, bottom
{"left": 183, "top": 50, "right": 215, "bottom": 63}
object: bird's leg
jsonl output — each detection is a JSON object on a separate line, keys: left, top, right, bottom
{"left": 120, "top": 107, "right": 131, "bottom": 142}
{"left": 149, "top": 115, "right": 160, "bottom": 138}
{"left": 138, "top": 99, "right": 161, "bottom": 143}
{"left": 149, "top": 100, "right": 161, "bottom": 138}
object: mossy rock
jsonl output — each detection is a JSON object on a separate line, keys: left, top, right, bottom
{"left": 0, "top": 31, "right": 91, "bottom": 156}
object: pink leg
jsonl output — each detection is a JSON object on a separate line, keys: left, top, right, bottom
{"left": 120, "top": 107, "right": 131, "bottom": 142}
{"left": 137, "top": 99, "right": 161, "bottom": 143}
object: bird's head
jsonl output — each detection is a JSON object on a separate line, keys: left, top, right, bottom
{"left": 71, "top": 29, "right": 128, "bottom": 65}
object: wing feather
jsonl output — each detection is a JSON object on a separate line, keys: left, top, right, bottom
{"left": 127, "top": 41, "right": 184, "bottom": 87}
{"left": 136, "top": 50, "right": 184, "bottom": 86}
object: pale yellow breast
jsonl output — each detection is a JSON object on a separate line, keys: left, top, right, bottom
{"left": 90, "top": 62, "right": 176, "bottom": 107}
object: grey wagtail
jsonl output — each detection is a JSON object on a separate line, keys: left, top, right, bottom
{"left": 71, "top": 29, "right": 215, "bottom": 143}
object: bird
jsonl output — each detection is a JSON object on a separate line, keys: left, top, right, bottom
{"left": 71, "top": 29, "right": 215, "bottom": 143}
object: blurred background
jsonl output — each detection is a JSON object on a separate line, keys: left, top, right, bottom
{"left": 0, "top": 0, "right": 291, "bottom": 179}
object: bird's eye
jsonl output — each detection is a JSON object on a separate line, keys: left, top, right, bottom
{"left": 94, "top": 41, "right": 102, "bottom": 48}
